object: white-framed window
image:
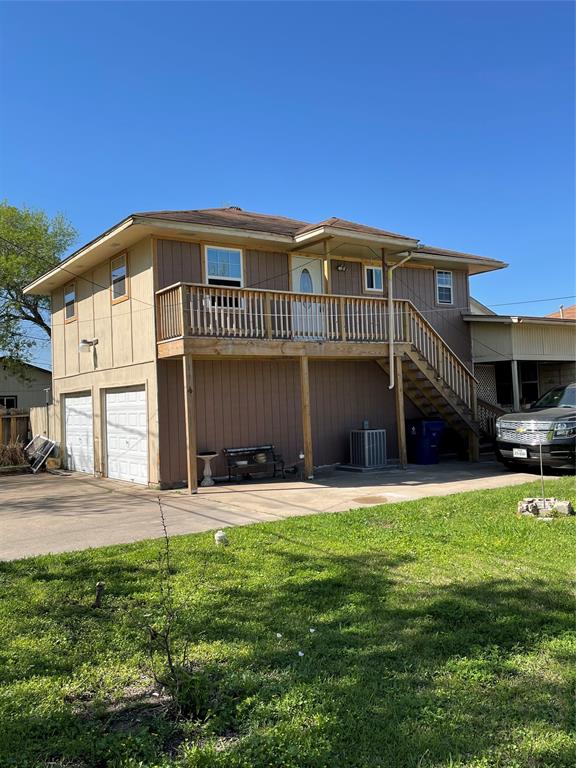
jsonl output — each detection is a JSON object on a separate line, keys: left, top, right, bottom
{"left": 364, "top": 265, "right": 383, "bottom": 292}
{"left": 0, "top": 395, "right": 17, "bottom": 409}
{"left": 436, "top": 270, "right": 453, "bottom": 305}
{"left": 111, "top": 253, "right": 129, "bottom": 302}
{"left": 205, "top": 246, "right": 243, "bottom": 287}
{"left": 64, "top": 282, "right": 76, "bottom": 321}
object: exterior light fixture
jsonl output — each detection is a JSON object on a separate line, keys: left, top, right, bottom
{"left": 336, "top": 263, "right": 347, "bottom": 272}
{"left": 79, "top": 338, "right": 99, "bottom": 368}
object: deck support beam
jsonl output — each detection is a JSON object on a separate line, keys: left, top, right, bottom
{"left": 394, "top": 355, "right": 408, "bottom": 469}
{"left": 182, "top": 355, "right": 198, "bottom": 494}
{"left": 299, "top": 356, "right": 314, "bottom": 479}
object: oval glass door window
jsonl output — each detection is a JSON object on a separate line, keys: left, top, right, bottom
{"left": 300, "top": 268, "right": 314, "bottom": 293}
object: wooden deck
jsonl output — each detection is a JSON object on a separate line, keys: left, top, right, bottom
{"left": 155, "top": 283, "right": 481, "bottom": 491}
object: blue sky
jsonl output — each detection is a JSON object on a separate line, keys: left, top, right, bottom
{"left": 1, "top": 1, "right": 574, "bottom": 369}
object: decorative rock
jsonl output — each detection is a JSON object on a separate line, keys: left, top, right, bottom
{"left": 517, "top": 498, "right": 574, "bottom": 518}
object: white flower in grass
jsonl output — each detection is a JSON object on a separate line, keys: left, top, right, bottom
{"left": 298, "top": 651, "right": 305, "bottom": 657}
{"left": 276, "top": 632, "right": 283, "bottom": 638}
{"left": 309, "top": 627, "right": 316, "bottom": 633}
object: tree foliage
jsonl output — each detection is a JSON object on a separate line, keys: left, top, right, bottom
{"left": 0, "top": 201, "right": 77, "bottom": 369}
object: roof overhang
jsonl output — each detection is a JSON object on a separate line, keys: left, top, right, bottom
{"left": 293, "top": 225, "right": 419, "bottom": 253}
{"left": 463, "top": 314, "right": 576, "bottom": 327}
{"left": 414, "top": 249, "right": 508, "bottom": 275}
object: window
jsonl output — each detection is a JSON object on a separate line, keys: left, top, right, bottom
{"left": 299, "top": 268, "right": 314, "bottom": 293}
{"left": 64, "top": 283, "right": 76, "bottom": 320}
{"left": 205, "top": 246, "right": 243, "bottom": 287}
{"left": 111, "top": 254, "right": 128, "bottom": 302}
{"left": 364, "top": 266, "right": 383, "bottom": 292}
{"left": 0, "top": 396, "right": 17, "bottom": 409}
{"left": 436, "top": 270, "right": 453, "bottom": 304}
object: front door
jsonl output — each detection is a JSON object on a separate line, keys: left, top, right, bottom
{"left": 291, "top": 256, "right": 325, "bottom": 339}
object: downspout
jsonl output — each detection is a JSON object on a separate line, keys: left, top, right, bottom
{"left": 388, "top": 252, "right": 413, "bottom": 389}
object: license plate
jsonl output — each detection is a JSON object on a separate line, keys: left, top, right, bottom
{"left": 513, "top": 448, "right": 528, "bottom": 459}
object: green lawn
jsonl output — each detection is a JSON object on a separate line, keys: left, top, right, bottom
{"left": 1, "top": 477, "right": 575, "bottom": 768}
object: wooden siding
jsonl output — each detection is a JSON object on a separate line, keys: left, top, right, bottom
{"left": 393, "top": 266, "right": 471, "bottom": 366}
{"left": 246, "top": 250, "right": 290, "bottom": 290}
{"left": 51, "top": 237, "right": 157, "bottom": 379}
{"left": 157, "top": 357, "right": 423, "bottom": 485}
{"left": 156, "top": 240, "right": 290, "bottom": 292}
{"left": 310, "top": 360, "right": 420, "bottom": 465}
{"left": 157, "top": 359, "right": 188, "bottom": 486}
{"left": 156, "top": 239, "right": 202, "bottom": 289}
{"left": 330, "top": 260, "right": 363, "bottom": 295}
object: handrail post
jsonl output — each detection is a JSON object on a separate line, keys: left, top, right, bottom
{"left": 264, "top": 292, "right": 273, "bottom": 339}
{"left": 178, "top": 285, "right": 185, "bottom": 337}
{"left": 339, "top": 297, "right": 347, "bottom": 341}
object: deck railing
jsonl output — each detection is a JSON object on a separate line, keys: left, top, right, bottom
{"left": 157, "top": 283, "right": 410, "bottom": 345}
{"left": 477, "top": 398, "right": 506, "bottom": 438}
{"left": 156, "top": 283, "right": 477, "bottom": 411}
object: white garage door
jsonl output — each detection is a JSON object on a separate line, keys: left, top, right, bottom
{"left": 64, "top": 393, "right": 94, "bottom": 473}
{"left": 105, "top": 387, "right": 148, "bottom": 485}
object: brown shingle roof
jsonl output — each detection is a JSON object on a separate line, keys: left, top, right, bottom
{"left": 295, "top": 216, "right": 416, "bottom": 240}
{"left": 135, "top": 207, "right": 416, "bottom": 241}
{"left": 135, "top": 208, "right": 308, "bottom": 237}
{"left": 546, "top": 304, "right": 576, "bottom": 319}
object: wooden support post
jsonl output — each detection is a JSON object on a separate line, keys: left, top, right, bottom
{"left": 324, "top": 239, "right": 332, "bottom": 294}
{"left": 395, "top": 355, "right": 408, "bottom": 469}
{"left": 511, "top": 360, "right": 521, "bottom": 412}
{"left": 182, "top": 355, "right": 198, "bottom": 494}
{"left": 299, "top": 356, "right": 314, "bottom": 479}
{"left": 468, "top": 430, "right": 480, "bottom": 462}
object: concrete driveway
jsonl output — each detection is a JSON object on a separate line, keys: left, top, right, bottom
{"left": 0, "top": 461, "right": 550, "bottom": 560}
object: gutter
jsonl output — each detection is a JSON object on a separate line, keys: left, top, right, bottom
{"left": 388, "top": 252, "right": 413, "bottom": 389}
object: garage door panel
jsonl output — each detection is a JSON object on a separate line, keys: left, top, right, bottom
{"left": 64, "top": 394, "right": 94, "bottom": 474}
{"left": 105, "top": 387, "right": 148, "bottom": 485}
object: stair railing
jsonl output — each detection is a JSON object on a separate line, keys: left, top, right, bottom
{"left": 402, "top": 301, "right": 477, "bottom": 412}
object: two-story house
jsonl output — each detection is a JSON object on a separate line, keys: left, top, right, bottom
{"left": 24, "top": 207, "right": 506, "bottom": 490}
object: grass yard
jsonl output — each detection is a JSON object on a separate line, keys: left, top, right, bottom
{"left": 1, "top": 477, "right": 575, "bottom": 768}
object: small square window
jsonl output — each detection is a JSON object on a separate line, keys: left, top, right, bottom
{"left": 0, "top": 395, "right": 17, "bottom": 409}
{"left": 64, "top": 283, "right": 76, "bottom": 320}
{"left": 364, "top": 266, "right": 383, "bottom": 292}
{"left": 436, "top": 270, "right": 453, "bottom": 305}
{"left": 111, "top": 254, "right": 128, "bottom": 302}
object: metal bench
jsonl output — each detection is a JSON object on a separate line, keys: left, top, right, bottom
{"left": 223, "top": 444, "right": 285, "bottom": 482}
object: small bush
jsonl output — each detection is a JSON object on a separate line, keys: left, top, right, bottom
{"left": 0, "top": 440, "right": 27, "bottom": 467}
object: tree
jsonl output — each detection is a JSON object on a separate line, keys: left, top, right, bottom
{"left": 0, "top": 201, "right": 77, "bottom": 371}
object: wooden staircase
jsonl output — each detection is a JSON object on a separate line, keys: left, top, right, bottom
{"left": 378, "top": 301, "right": 481, "bottom": 459}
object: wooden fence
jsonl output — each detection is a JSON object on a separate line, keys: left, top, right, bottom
{"left": 0, "top": 409, "right": 31, "bottom": 444}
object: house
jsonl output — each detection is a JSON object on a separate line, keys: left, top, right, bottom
{"left": 547, "top": 303, "right": 576, "bottom": 320}
{"left": 463, "top": 300, "right": 576, "bottom": 427}
{"left": 0, "top": 358, "right": 51, "bottom": 410}
{"left": 24, "top": 207, "right": 507, "bottom": 490}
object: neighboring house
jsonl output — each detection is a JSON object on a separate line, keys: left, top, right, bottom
{"left": 547, "top": 303, "right": 576, "bottom": 320}
{"left": 0, "top": 358, "right": 51, "bottom": 410}
{"left": 463, "top": 301, "right": 576, "bottom": 417}
{"left": 24, "top": 207, "right": 506, "bottom": 490}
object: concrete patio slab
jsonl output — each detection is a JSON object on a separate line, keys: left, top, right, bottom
{"left": 0, "top": 460, "right": 553, "bottom": 560}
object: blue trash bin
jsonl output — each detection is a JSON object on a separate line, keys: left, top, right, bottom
{"left": 406, "top": 419, "right": 446, "bottom": 464}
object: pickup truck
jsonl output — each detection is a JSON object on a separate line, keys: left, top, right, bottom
{"left": 495, "top": 383, "right": 576, "bottom": 471}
